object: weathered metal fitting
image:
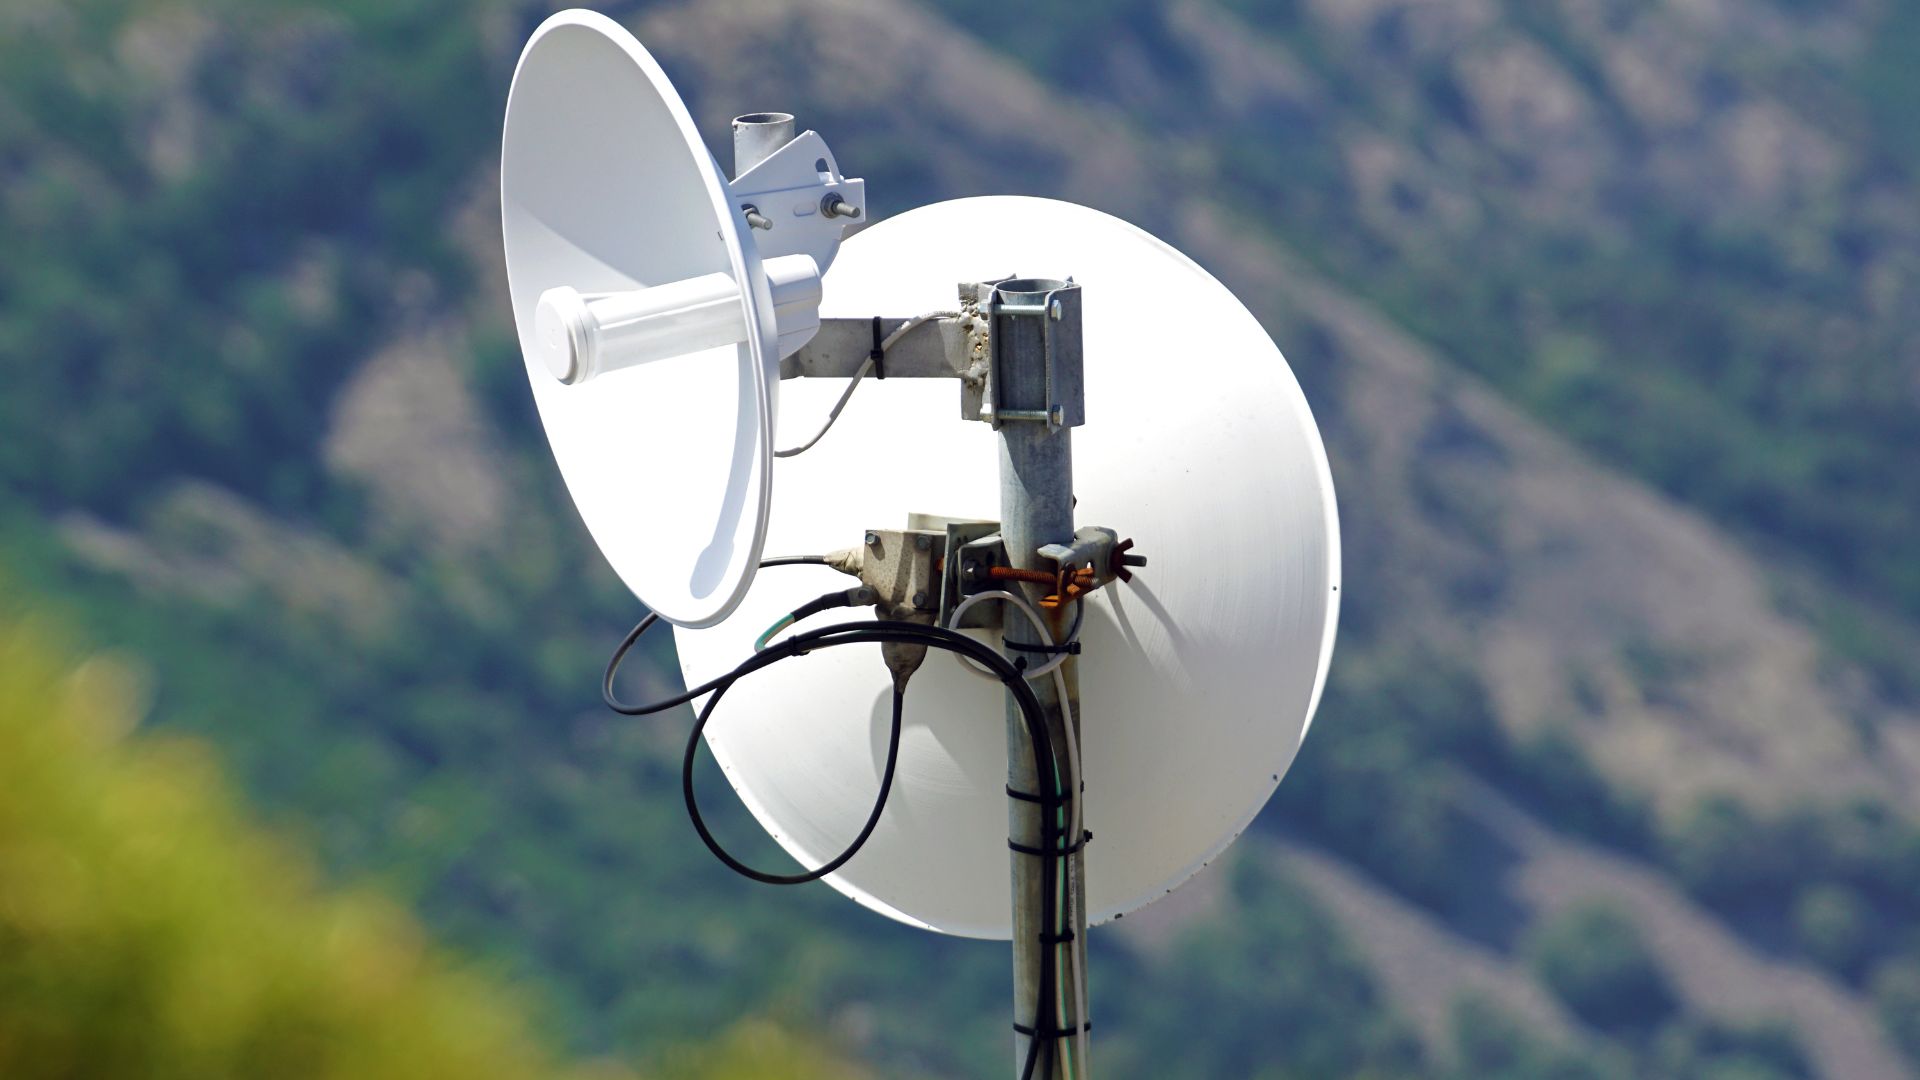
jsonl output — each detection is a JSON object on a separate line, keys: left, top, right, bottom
{"left": 1033, "top": 525, "right": 1134, "bottom": 601}
{"left": 957, "top": 281, "right": 997, "bottom": 423}
{"left": 853, "top": 526, "right": 944, "bottom": 614}
{"left": 962, "top": 277, "right": 1083, "bottom": 430}
{"left": 930, "top": 519, "right": 1009, "bottom": 630}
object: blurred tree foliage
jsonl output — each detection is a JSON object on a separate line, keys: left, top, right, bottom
{"left": 1098, "top": 857, "right": 1425, "bottom": 1078}
{"left": 1445, "top": 995, "right": 1626, "bottom": 1080}
{"left": 1528, "top": 902, "right": 1676, "bottom": 1036}
{"left": 1269, "top": 644, "right": 1501, "bottom": 910}
{"left": 1873, "top": 956, "right": 1920, "bottom": 1066}
{"left": 652, "top": 1020, "right": 872, "bottom": 1080}
{"left": 1284, "top": 635, "right": 1920, "bottom": 1020}
{"left": 0, "top": 606, "right": 871, "bottom": 1079}
{"left": 1659, "top": 793, "right": 1920, "bottom": 989}
{"left": 0, "top": 611, "right": 624, "bottom": 1078}
{"left": 0, "top": 0, "right": 494, "bottom": 519}
{"left": 1649, "top": 1017, "right": 1814, "bottom": 1080}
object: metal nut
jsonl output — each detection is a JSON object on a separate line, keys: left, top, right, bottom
{"left": 914, "top": 534, "right": 931, "bottom": 551}
{"left": 865, "top": 531, "right": 879, "bottom": 547}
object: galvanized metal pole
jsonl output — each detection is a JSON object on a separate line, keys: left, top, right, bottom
{"left": 729, "top": 111, "right": 795, "bottom": 177}
{"left": 993, "top": 278, "right": 1086, "bottom": 1079}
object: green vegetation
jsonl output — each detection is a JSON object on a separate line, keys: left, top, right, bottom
{"left": 1271, "top": 642, "right": 1651, "bottom": 907}
{"left": 1873, "top": 957, "right": 1920, "bottom": 1066}
{"left": 0, "top": 609, "right": 608, "bottom": 1078}
{"left": 1446, "top": 987, "right": 1814, "bottom": 1080}
{"left": 1102, "top": 858, "right": 1424, "bottom": 1077}
{"left": 0, "top": 602, "right": 882, "bottom": 1078}
{"left": 0, "top": 0, "right": 494, "bottom": 518}
{"left": 1651, "top": 1018, "right": 1813, "bottom": 1080}
{"left": 1272, "top": 645, "right": 1499, "bottom": 908}
{"left": 652, "top": 1021, "right": 872, "bottom": 1080}
{"left": 1445, "top": 996, "right": 1624, "bottom": 1080}
{"left": 1793, "top": 884, "right": 1877, "bottom": 982}
{"left": 1659, "top": 794, "right": 1920, "bottom": 992}
{"left": 1529, "top": 902, "right": 1676, "bottom": 1035}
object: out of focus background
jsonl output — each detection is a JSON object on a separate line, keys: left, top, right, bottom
{"left": 4, "top": 0, "right": 1919, "bottom": 1076}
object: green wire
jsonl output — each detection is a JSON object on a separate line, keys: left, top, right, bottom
{"left": 753, "top": 614, "right": 794, "bottom": 652}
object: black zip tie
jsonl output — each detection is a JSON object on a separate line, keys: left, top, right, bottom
{"left": 869, "top": 315, "right": 885, "bottom": 379}
{"left": 1015, "top": 1020, "right": 1093, "bottom": 1039}
{"left": 1041, "top": 928, "right": 1076, "bottom": 944}
{"left": 1008, "top": 830, "right": 1090, "bottom": 857}
{"left": 1007, "top": 785, "right": 1081, "bottom": 803}
{"left": 1005, "top": 639, "right": 1080, "bottom": 655}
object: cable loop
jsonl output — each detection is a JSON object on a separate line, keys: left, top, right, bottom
{"left": 602, "top": 558, "right": 1075, "bottom": 1080}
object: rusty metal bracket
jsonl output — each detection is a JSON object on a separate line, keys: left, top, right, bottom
{"left": 1031, "top": 526, "right": 1142, "bottom": 608}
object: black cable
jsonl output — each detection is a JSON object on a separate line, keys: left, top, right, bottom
{"left": 757, "top": 555, "right": 829, "bottom": 567}
{"left": 683, "top": 676, "right": 902, "bottom": 885}
{"left": 728, "top": 621, "right": 1067, "bottom": 1080}
{"left": 664, "top": 619, "right": 1063, "bottom": 886}
{"left": 602, "top": 612, "right": 662, "bottom": 715}
{"left": 600, "top": 576, "right": 1067, "bottom": 1080}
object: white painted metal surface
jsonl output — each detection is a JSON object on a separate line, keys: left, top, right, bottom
{"left": 675, "top": 197, "right": 1342, "bottom": 938}
{"left": 728, "top": 129, "right": 866, "bottom": 275}
{"left": 501, "top": 10, "right": 778, "bottom": 628}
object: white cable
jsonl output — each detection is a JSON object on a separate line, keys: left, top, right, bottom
{"left": 1057, "top": 659, "right": 1089, "bottom": 1080}
{"left": 774, "top": 311, "right": 957, "bottom": 458}
{"left": 946, "top": 589, "right": 1075, "bottom": 679}
{"left": 945, "top": 588, "right": 1089, "bottom": 1077}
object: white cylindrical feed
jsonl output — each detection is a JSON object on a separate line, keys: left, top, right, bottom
{"left": 538, "top": 253, "right": 821, "bottom": 384}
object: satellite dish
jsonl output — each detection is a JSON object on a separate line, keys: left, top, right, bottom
{"left": 501, "top": 10, "right": 855, "bottom": 627}
{"left": 675, "top": 197, "right": 1341, "bottom": 938}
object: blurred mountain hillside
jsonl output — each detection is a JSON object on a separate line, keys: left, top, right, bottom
{"left": 3, "top": 0, "right": 1919, "bottom": 1076}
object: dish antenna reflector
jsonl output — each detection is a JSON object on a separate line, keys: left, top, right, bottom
{"left": 501, "top": 9, "right": 863, "bottom": 627}
{"left": 675, "top": 197, "right": 1341, "bottom": 937}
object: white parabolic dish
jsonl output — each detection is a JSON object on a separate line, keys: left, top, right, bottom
{"left": 502, "top": 10, "right": 779, "bottom": 628}
{"left": 676, "top": 197, "right": 1341, "bottom": 939}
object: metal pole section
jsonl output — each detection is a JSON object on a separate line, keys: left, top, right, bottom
{"left": 729, "top": 112, "right": 795, "bottom": 178}
{"left": 994, "top": 278, "right": 1085, "bottom": 1079}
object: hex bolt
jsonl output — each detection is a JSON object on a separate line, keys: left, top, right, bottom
{"left": 822, "top": 193, "right": 861, "bottom": 219}
{"left": 914, "top": 534, "right": 931, "bottom": 551}
{"left": 865, "top": 531, "right": 879, "bottom": 547}
{"left": 912, "top": 591, "right": 929, "bottom": 608}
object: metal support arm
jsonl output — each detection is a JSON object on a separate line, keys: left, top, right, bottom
{"left": 779, "top": 315, "right": 973, "bottom": 380}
